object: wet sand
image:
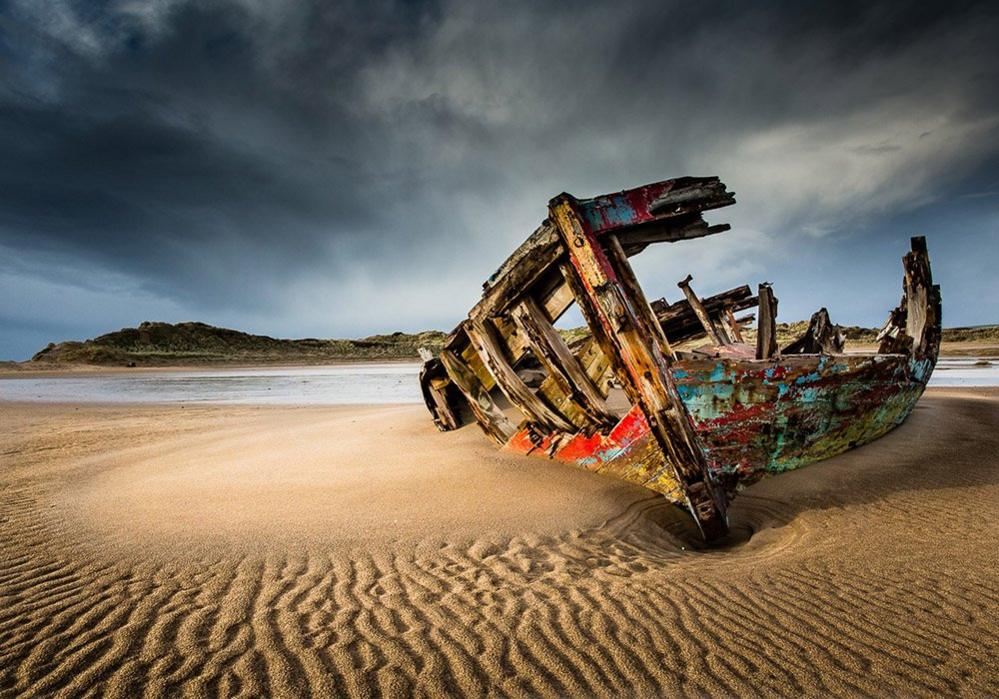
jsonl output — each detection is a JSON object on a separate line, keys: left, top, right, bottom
{"left": 1, "top": 389, "right": 997, "bottom": 696}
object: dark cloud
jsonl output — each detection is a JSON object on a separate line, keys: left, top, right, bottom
{"left": 1, "top": 0, "right": 997, "bottom": 359}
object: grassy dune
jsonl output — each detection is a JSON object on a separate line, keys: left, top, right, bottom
{"left": 28, "top": 322, "right": 447, "bottom": 366}
{"left": 18, "top": 320, "right": 999, "bottom": 368}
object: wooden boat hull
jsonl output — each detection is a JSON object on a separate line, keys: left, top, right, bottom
{"left": 504, "top": 353, "right": 934, "bottom": 504}
{"left": 419, "top": 176, "right": 941, "bottom": 540}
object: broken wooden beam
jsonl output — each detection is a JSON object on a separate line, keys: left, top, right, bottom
{"left": 877, "top": 236, "right": 941, "bottom": 359}
{"left": 652, "top": 284, "right": 755, "bottom": 321}
{"left": 467, "top": 318, "right": 575, "bottom": 432}
{"left": 419, "top": 356, "right": 462, "bottom": 431}
{"left": 722, "top": 307, "right": 745, "bottom": 343}
{"left": 648, "top": 178, "right": 733, "bottom": 215}
{"left": 510, "top": 296, "right": 616, "bottom": 426}
{"left": 677, "top": 274, "right": 726, "bottom": 345}
{"left": 782, "top": 308, "right": 845, "bottom": 355}
{"left": 439, "top": 347, "right": 514, "bottom": 445}
{"left": 549, "top": 192, "right": 729, "bottom": 541}
{"left": 617, "top": 219, "right": 730, "bottom": 248}
{"left": 570, "top": 176, "right": 735, "bottom": 237}
{"left": 652, "top": 285, "right": 757, "bottom": 345}
{"left": 756, "top": 283, "right": 779, "bottom": 360}
{"left": 472, "top": 223, "right": 562, "bottom": 320}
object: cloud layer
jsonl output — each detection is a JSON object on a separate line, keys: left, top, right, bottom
{"left": 2, "top": 0, "right": 997, "bottom": 358}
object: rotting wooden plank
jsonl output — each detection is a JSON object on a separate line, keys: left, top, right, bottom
{"left": 877, "top": 306, "right": 908, "bottom": 355}
{"left": 782, "top": 307, "right": 844, "bottom": 355}
{"left": 607, "top": 235, "right": 679, "bottom": 362}
{"left": 550, "top": 193, "right": 728, "bottom": 540}
{"left": 511, "top": 296, "right": 616, "bottom": 426}
{"left": 467, "top": 318, "right": 575, "bottom": 432}
{"left": 573, "top": 176, "right": 736, "bottom": 236}
{"left": 533, "top": 267, "right": 616, "bottom": 418}
{"left": 653, "top": 285, "right": 754, "bottom": 322}
{"left": 419, "top": 357, "right": 461, "bottom": 431}
{"left": 877, "top": 236, "right": 941, "bottom": 359}
{"left": 648, "top": 178, "right": 733, "bottom": 215}
{"left": 558, "top": 263, "right": 616, "bottom": 393}
{"left": 472, "top": 222, "right": 562, "bottom": 319}
{"left": 756, "top": 283, "right": 779, "bottom": 360}
{"left": 440, "top": 349, "right": 514, "bottom": 444}
{"left": 651, "top": 285, "right": 756, "bottom": 345}
{"left": 466, "top": 275, "right": 576, "bottom": 392}
{"left": 906, "top": 237, "right": 929, "bottom": 350}
{"left": 616, "top": 219, "right": 730, "bottom": 247}
{"left": 534, "top": 376, "right": 590, "bottom": 429}
{"left": 499, "top": 308, "right": 593, "bottom": 429}
{"left": 677, "top": 275, "right": 725, "bottom": 345}
{"left": 723, "top": 306, "right": 745, "bottom": 343}
{"left": 904, "top": 237, "right": 941, "bottom": 359}
{"left": 571, "top": 335, "right": 614, "bottom": 397}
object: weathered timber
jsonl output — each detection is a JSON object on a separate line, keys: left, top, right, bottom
{"left": 677, "top": 275, "right": 726, "bottom": 345}
{"left": 467, "top": 318, "right": 575, "bottom": 432}
{"left": 537, "top": 278, "right": 758, "bottom": 354}
{"left": 756, "top": 283, "right": 779, "bottom": 360}
{"left": 648, "top": 178, "right": 733, "bottom": 215}
{"left": 511, "top": 296, "right": 616, "bottom": 426}
{"left": 468, "top": 207, "right": 734, "bottom": 375}
{"left": 419, "top": 357, "right": 461, "bottom": 431}
{"left": 904, "top": 237, "right": 941, "bottom": 360}
{"left": 439, "top": 348, "right": 514, "bottom": 444}
{"left": 554, "top": 262, "right": 617, "bottom": 393}
{"left": 722, "top": 306, "right": 745, "bottom": 343}
{"left": 782, "top": 308, "right": 845, "bottom": 355}
{"left": 573, "top": 177, "right": 735, "bottom": 237}
{"left": 651, "top": 285, "right": 758, "bottom": 346}
{"left": 653, "top": 284, "right": 754, "bottom": 322}
{"left": 472, "top": 223, "right": 562, "bottom": 319}
{"left": 877, "top": 237, "right": 941, "bottom": 359}
{"left": 617, "top": 220, "right": 730, "bottom": 248}
{"left": 488, "top": 313, "right": 596, "bottom": 430}
{"left": 877, "top": 306, "right": 909, "bottom": 355}
{"left": 550, "top": 193, "right": 728, "bottom": 540}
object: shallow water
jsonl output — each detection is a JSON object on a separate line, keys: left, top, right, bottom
{"left": 931, "top": 357, "right": 999, "bottom": 387}
{"left": 0, "top": 364, "right": 425, "bottom": 404}
{"left": 0, "top": 358, "right": 995, "bottom": 404}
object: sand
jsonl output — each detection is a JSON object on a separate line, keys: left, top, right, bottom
{"left": 1, "top": 390, "right": 997, "bottom": 697}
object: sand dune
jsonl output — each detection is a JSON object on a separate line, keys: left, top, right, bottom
{"left": 1, "top": 390, "right": 997, "bottom": 697}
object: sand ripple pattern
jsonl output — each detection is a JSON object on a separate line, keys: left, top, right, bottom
{"left": 1, "top": 393, "right": 998, "bottom": 697}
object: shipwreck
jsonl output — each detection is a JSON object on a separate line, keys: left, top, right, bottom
{"left": 419, "top": 176, "right": 941, "bottom": 541}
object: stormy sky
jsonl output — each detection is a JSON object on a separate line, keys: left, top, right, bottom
{"left": 1, "top": 0, "right": 998, "bottom": 359}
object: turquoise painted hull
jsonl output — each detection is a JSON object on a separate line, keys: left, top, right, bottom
{"left": 674, "top": 353, "right": 935, "bottom": 489}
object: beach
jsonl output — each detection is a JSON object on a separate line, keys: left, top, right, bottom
{"left": 1, "top": 388, "right": 997, "bottom": 697}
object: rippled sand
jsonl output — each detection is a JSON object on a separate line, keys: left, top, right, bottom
{"left": 1, "top": 389, "right": 997, "bottom": 697}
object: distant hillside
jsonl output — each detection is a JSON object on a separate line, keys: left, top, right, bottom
{"left": 22, "top": 320, "right": 999, "bottom": 368}
{"left": 742, "top": 321, "right": 881, "bottom": 346}
{"left": 30, "top": 322, "right": 447, "bottom": 366}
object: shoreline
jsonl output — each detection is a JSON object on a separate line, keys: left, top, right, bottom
{"left": 0, "top": 357, "right": 424, "bottom": 379}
